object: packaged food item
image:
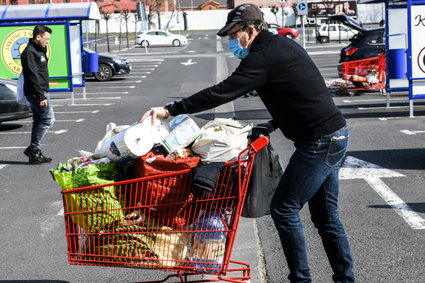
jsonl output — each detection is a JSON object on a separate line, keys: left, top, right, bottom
{"left": 166, "top": 148, "right": 195, "bottom": 160}
{"left": 161, "top": 115, "right": 201, "bottom": 153}
{"left": 186, "top": 210, "right": 228, "bottom": 273}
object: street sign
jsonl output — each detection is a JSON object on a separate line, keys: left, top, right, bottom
{"left": 297, "top": 0, "right": 308, "bottom": 16}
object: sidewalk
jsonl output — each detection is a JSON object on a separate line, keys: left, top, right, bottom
{"left": 232, "top": 217, "right": 266, "bottom": 282}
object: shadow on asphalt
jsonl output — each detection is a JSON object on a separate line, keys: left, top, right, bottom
{"left": 0, "top": 123, "right": 24, "bottom": 131}
{"left": 0, "top": 281, "right": 70, "bottom": 283}
{"left": 348, "top": 148, "right": 425, "bottom": 170}
{"left": 195, "top": 109, "right": 271, "bottom": 121}
{"left": 0, "top": 160, "right": 30, "bottom": 165}
{"left": 368, "top": 203, "right": 425, "bottom": 213}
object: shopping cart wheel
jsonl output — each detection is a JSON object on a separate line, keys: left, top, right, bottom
{"left": 348, "top": 90, "right": 358, "bottom": 96}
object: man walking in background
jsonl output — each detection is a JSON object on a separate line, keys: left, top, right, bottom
{"left": 21, "top": 25, "right": 54, "bottom": 164}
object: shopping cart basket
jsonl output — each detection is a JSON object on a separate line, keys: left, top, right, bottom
{"left": 61, "top": 136, "right": 269, "bottom": 283}
{"left": 339, "top": 53, "right": 386, "bottom": 96}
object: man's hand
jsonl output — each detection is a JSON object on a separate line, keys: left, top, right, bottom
{"left": 39, "top": 99, "right": 48, "bottom": 107}
{"left": 138, "top": 106, "right": 170, "bottom": 125}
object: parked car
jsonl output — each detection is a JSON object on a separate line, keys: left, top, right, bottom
{"left": 83, "top": 48, "right": 131, "bottom": 82}
{"left": 329, "top": 13, "right": 385, "bottom": 63}
{"left": 267, "top": 23, "right": 298, "bottom": 38}
{"left": 314, "top": 23, "right": 358, "bottom": 43}
{"left": 0, "top": 78, "right": 31, "bottom": 124}
{"left": 329, "top": 13, "right": 386, "bottom": 88}
{"left": 136, "top": 30, "right": 188, "bottom": 47}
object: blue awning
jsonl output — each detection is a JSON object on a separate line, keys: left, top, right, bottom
{"left": 0, "top": 3, "right": 101, "bottom": 22}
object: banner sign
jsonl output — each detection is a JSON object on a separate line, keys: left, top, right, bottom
{"left": 0, "top": 23, "right": 71, "bottom": 91}
{"left": 308, "top": 1, "right": 357, "bottom": 18}
{"left": 410, "top": 5, "right": 425, "bottom": 79}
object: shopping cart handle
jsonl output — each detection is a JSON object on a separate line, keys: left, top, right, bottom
{"left": 250, "top": 136, "right": 269, "bottom": 152}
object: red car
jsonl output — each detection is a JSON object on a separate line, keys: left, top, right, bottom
{"left": 268, "top": 23, "right": 298, "bottom": 39}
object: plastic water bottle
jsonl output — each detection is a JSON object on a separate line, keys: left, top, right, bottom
{"left": 187, "top": 210, "right": 227, "bottom": 273}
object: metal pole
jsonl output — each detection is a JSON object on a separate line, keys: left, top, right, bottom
{"left": 302, "top": 15, "right": 306, "bottom": 49}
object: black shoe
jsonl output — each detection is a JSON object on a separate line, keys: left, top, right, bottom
{"left": 36, "top": 150, "right": 52, "bottom": 163}
{"left": 24, "top": 147, "right": 51, "bottom": 164}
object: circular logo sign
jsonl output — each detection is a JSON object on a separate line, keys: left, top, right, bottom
{"left": 417, "top": 47, "right": 425, "bottom": 74}
{"left": 1, "top": 27, "right": 50, "bottom": 75}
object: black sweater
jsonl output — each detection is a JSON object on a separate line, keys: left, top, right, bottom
{"left": 21, "top": 40, "right": 49, "bottom": 102}
{"left": 166, "top": 31, "right": 346, "bottom": 143}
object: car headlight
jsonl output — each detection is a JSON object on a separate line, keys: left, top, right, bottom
{"left": 113, "top": 58, "right": 126, "bottom": 64}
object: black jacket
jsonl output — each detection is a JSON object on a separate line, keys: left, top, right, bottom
{"left": 166, "top": 31, "right": 346, "bottom": 143}
{"left": 21, "top": 40, "right": 49, "bottom": 102}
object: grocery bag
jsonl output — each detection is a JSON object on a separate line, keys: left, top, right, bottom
{"left": 242, "top": 143, "right": 284, "bottom": 218}
{"left": 131, "top": 152, "right": 201, "bottom": 228}
{"left": 51, "top": 163, "right": 123, "bottom": 232}
{"left": 82, "top": 213, "right": 190, "bottom": 267}
{"left": 191, "top": 118, "right": 252, "bottom": 163}
{"left": 16, "top": 73, "right": 30, "bottom": 106}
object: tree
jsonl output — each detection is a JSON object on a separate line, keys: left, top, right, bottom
{"left": 270, "top": 6, "right": 279, "bottom": 24}
{"left": 121, "top": 8, "right": 131, "bottom": 49}
{"left": 98, "top": 1, "right": 117, "bottom": 52}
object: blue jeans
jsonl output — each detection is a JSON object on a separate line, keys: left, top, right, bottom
{"left": 26, "top": 93, "right": 55, "bottom": 151}
{"left": 270, "top": 126, "right": 355, "bottom": 283}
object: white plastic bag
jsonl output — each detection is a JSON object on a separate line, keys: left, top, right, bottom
{"left": 16, "top": 73, "right": 30, "bottom": 106}
{"left": 94, "top": 122, "right": 129, "bottom": 156}
{"left": 191, "top": 118, "right": 252, "bottom": 163}
{"left": 94, "top": 118, "right": 170, "bottom": 162}
{"left": 242, "top": 143, "right": 284, "bottom": 218}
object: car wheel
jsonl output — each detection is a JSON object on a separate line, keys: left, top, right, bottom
{"left": 320, "top": 36, "right": 329, "bottom": 43}
{"left": 141, "top": 40, "right": 149, "bottom": 48}
{"left": 285, "top": 34, "right": 294, "bottom": 39}
{"left": 172, "top": 39, "right": 181, "bottom": 47}
{"left": 94, "top": 64, "right": 113, "bottom": 81}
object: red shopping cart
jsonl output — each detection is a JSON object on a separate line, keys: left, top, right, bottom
{"left": 339, "top": 53, "right": 386, "bottom": 96}
{"left": 60, "top": 136, "right": 269, "bottom": 283}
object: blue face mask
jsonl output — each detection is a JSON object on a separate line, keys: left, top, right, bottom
{"left": 228, "top": 35, "right": 249, "bottom": 59}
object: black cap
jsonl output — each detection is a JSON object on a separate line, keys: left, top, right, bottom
{"left": 217, "top": 4, "right": 264, "bottom": 37}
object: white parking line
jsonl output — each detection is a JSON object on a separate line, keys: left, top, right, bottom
{"left": 18, "top": 119, "right": 85, "bottom": 123}
{"left": 341, "top": 156, "right": 425, "bottom": 230}
{"left": 133, "top": 68, "right": 155, "bottom": 71}
{"left": 122, "top": 76, "right": 146, "bottom": 79}
{"left": 129, "top": 71, "right": 151, "bottom": 74}
{"left": 400, "top": 130, "right": 425, "bottom": 135}
{"left": 131, "top": 64, "right": 159, "bottom": 67}
{"left": 71, "top": 92, "right": 128, "bottom": 95}
{"left": 0, "top": 165, "right": 8, "bottom": 170}
{"left": 104, "top": 86, "right": 136, "bottom": 89}
{"left": 358, "top": 106, "right": 407, "bottom": 110}
{"left": 54, "top": 103, "right": 115, "bottom": 106}
{"left": 55, "top": 110, "right": 99, "bottom": 114}
{"left": 365, "top": 177, "right": 425, "bottom": 230}
{"left": 343, "top": 98, "right": 406, "bottom": 103}
{"left": 55, "top": 97, "right": 121, "bottom": 101}
{"left": 0, "top": 129, "right": 68, "bottom": 135}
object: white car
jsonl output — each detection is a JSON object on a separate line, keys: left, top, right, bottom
{"left": 314, "top": 24, "right": 358, "bottom": 43}
{"left": 135, "top": 30, "right": 188, "bottom": 47}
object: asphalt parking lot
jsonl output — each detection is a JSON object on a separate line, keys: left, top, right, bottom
{"left": 1, "top": 31, "right": 424, "bottom": 282}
